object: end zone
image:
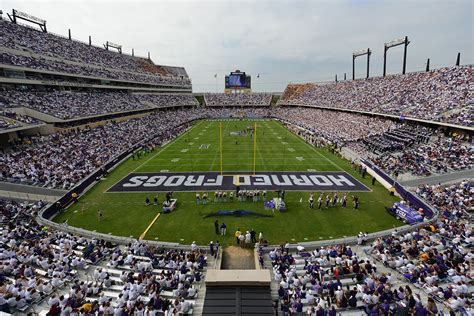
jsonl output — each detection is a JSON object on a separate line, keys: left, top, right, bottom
{"left": 106, "top": 171, "right": 370, "bottom": 192}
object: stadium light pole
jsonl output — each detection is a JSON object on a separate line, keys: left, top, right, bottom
{"left": 383, "top": 36, "right": 410, "bottom": 76}
{"left": 352, "top": 48, "right": 371, "bottom": 80}
{"left": 8, "top": 9, "right": 47, "bottom": 32}
{"left": 352, "top": 55, "right": 355, "bottom": 80}
{"left": 456, "top": 52, "right": 460, "bottom": 66}
{"left": 425, "top": 58, "right": 430, "bottom": 72}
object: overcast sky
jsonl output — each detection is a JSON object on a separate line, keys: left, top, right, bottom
{"left": 2, "top": 0, "right": 472, "bottom": 92}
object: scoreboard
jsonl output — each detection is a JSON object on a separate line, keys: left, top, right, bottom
{"left": 225, "top": 70, "right": 251, "bottom": 93}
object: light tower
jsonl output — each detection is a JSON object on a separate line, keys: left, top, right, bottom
{"left": 383, "top": 36, "right": 410, "bottom": 76}
{"left": 352, "top": 48, "right": 371, "bottom": 80}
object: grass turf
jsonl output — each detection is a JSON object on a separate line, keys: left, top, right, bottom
{"left": 53, "top": 119, "right": 401, "bottom": 246}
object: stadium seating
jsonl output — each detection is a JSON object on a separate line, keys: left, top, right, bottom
{"left": 371, "top": 132, "right": 472, "bottom": 177}
{"left": 0, "top": 109, "right": 40, "bottom": 125}
{"left": 415, "top": 180, "right": 471, "bottom": 215}
{"left": 0, "top": 109, "right": 196, "bottom": 188}
{"left": 370, "top": 181, "right": 472, "bottom": 313}
{"left": 2, "top": 7, "right": 472, "bottom": 316}
{"left": 0, "top": 117, "right": 21, "bottom": 130}
{"left": 135, "top": 93, "right": 199, "bottom": 108}
{"left": 204, "top": 93, "right": 272, "bottom": 106}
{"left": 271, "top": 107, "right": 473, "bottom": 177}
{"left": 2, "top": 90, "right": 151, "bottom": 119}
{"left": 271, "top": 107, "right": 398, "bottom": 146}
{"left": 0, "top": 198, "right": 209, "bottom": 315}
{"left": 1, "top": 90, "right": 198, "bottom": 119}
{"left": 0, "top": 199, "right": 114, "bottom": 314}
{"left": 0, "top": 20, "right": 191, "bottom": 87}
{"left": 278, "top": 66, "right": 473, "bottom": 127}
{"left": 0, "top": 52, "right": 190, "bottom": 87}
{"left": 266, "top": 243, "right": 447, "bottom": 314}
{"left": 356, "top": 125, "right": 432, "bottom": 155}
{"left": 0, "top": 109, "right": 41, "bottom": 131}
{"left": 89, "top": 243, "right": 207, "bottom": 314}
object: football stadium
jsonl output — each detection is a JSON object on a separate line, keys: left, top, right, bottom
{"left": 0, "top": 2, "right": 472, "bottom": 315}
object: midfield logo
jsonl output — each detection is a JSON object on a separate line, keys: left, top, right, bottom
{"left": 107, "top": 172, "right": 370, "bottom": 192}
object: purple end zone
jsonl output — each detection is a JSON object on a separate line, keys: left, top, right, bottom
{"left": 107, "top": 171, "right": 370, "bottom": 192}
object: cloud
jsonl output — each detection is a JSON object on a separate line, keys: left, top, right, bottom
{"left": 2, "top": 0, "right": 472, "bottom": 92}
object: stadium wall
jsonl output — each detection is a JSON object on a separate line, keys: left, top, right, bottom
{"left": 360, "top": 162, "right": 395, "bottom": 192}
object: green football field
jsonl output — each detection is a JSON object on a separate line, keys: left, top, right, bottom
{"left": 54, "top": 119, "right": 401, "bottom": 246}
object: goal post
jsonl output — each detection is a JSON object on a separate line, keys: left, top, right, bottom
{"left": 253, "top": 122, "right": 257, "bottom": 175}
{"left": 219, "top": 122, "right": 223, "bottom": 175}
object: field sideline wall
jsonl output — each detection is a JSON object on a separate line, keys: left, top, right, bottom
{"left": 362, "top": 162, "right": 394, "bottom": 191}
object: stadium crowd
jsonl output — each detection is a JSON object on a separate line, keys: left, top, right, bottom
{"left": 2, "top": 90, "right": 150, "bottom": 119}
{"left": 0, "top": 198, "right": 209, "bottom": 315}
{"left": 354, "top": 125, "right": 432, "bottom": 156}
{"left": 0, "top": 199, "right": 117, "bottom": 314}
{"left": 0, "top": 52, "right": 190, "bottom": 87}
{"left": 370, "top": 180, "right": 472, "bottom": 313}
{"left": 371, "top": 133, "right": 472, "bottom": 177}
{"left": 415, "top": 180, "right": 472, "bottom": 218}
{"left": 0, "top": 111, "right": 41, "bottom": 131}
{"left": 1, "top": 90, "right": 200, "bottom": 119}
{"left": 270, "top": 107, "right": 472, "bottom": 178}
{"left": 268, "top": 243, "right": 447, "bottom": 315}
{"left": 204, "top": 93, "right": 272, "bottom": 106}
{"left": 444, "top": 105, "right": 474, "bottom": 127}
{"left": 84, "top": 242, "right": 206, "bottom": 315}
{"left": 278, "top": 66, "right": 473, "bottom": 126}
{"left": 134, "top": 93, "right": 198, "bottom": 107}
{"left": 0, "top": 19, "right": 191, "bottom": 87}
{"left": 271, "top": 107, "right": 399, "bottom": 146}
{"left": 0, "top": 118, "right": 21, "bottom": 130}
{"left": 0, "top": 109, "right": 40, "bottom": 125}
